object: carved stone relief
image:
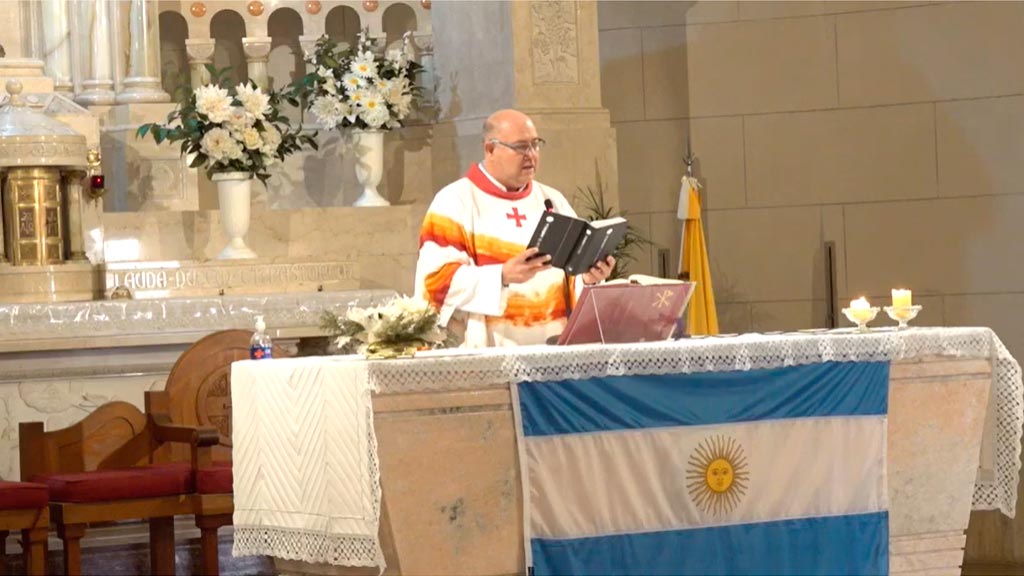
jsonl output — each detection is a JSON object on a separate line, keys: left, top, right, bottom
{"left": 530, "top": 0, "right": 580, "bottom": 85}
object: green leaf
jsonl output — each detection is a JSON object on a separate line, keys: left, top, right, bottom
{"left": 136, "top": 124, "right": 151, "bottom": 139}
{"left": 189, "top": 153, "right": 207, "bottom": 168}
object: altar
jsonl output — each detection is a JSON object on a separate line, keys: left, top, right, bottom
{"left": 230, "top": 327, "right": 1022, "bottom": 575}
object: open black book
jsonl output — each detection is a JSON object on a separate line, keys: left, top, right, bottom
{"left": 527, "top": 212, "right": 628, "bottom": 275}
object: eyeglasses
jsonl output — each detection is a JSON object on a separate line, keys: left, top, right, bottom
{"left": 489, "top": 138, "right": 546, "bottom": 155}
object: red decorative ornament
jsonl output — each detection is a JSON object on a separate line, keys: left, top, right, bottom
{"left": 305, "top": 0, "right": 322, "bottom": 15}
{"left": 420, "top": 0, "right": 431, "bottom": 8}
{"left": 189, "top": 2, "right": 206, "bottom": 17}
{"left": 362, "top": 0, "right": 379, "bottom": 12}
{"left": 90, "top": 174, "right": 105, "bottom": 191}
{"left": 247, "top": 0, "right": 264, "bottom": 16}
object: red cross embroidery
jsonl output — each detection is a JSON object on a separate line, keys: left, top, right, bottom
{"left": 506, "top": 207, "right": 527, "bottom": 227}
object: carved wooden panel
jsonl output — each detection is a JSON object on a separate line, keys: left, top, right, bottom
{"left": 164, "top": 330, "right": 287, "bottom": 461}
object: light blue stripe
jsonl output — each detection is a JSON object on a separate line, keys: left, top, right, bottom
{"left": 518, "top": 361, "right": 889, "bottom": 437}
{"left": 531, "top": 511, "right": 889, "bottom": 576}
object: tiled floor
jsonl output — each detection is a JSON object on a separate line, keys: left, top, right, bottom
{"left": 4, "top": 534, "right": 275, "bottom": 575}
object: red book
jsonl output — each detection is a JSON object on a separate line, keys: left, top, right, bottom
{"left": 558, "top": 279, "right": 696, "bottom": 345}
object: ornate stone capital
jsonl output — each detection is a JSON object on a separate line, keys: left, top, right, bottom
{"left": 412, "top": 33, "right": 434, "bottom": 54}
{"left": 185, "top": 39, "right": 216, "bottom": 64}
{"left": 298, "top": 35, "right": 319, "bottom": 59}
{"left": 242, "top": 37, "right": 273, "bottom": 63}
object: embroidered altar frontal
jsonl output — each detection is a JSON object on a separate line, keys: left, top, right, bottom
{"left": 514, "top": 361, "right": 890, "bottom": 575}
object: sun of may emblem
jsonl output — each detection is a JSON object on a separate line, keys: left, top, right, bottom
{"left": 686, "top": 435, "right": 750, "bottom": 515}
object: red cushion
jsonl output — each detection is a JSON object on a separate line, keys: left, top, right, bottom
{"left": 196, "top": 461, "right": 232, "bottom": 494}
{"left": 33, "top": 462, "right": 194, "bottom": 503}
{"left": 0, "top": 480, "right": 48, "bottom": 509}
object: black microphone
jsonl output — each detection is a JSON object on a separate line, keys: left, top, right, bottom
{"left": 540, "top": 198, "right": 573, "bottom": 321}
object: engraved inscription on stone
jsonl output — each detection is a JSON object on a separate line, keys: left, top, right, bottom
{"left": 106, "top": 261, "right": 358, "bottom": 295}
{"left": 18, "top": 209, "right": 34, "bottom": 236}
{"left": 531, "top": 0, "right": 580, "bottom": 84}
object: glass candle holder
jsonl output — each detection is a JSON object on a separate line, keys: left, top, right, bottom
{"left": 884, "top": 305, "right": 922, "bottom": 330}
{"left": 842, "top": 306, "right": 880, "bottom": 333}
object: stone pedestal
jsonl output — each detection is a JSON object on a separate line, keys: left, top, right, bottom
{"left": 75, "top": 0, "right": 118, "bottom": 106}
{"left": 116, "top": 0, "right": 169, "bottom": 103}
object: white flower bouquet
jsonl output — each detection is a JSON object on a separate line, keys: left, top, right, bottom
{"left": 321, "top": 295, "right": 446, "bottom": 358}
{"left": 136, "top": 67, "right": 315, "bottom": 183}
{"left": 294, "top": 30, "right": 422, "bottom": 131}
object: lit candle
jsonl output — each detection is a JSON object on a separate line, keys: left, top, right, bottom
{"left": 892, "top": 289, "right": 912, "bottom": 309}
{"left": 848, "top": 296, "right": 873, "bottom": 323}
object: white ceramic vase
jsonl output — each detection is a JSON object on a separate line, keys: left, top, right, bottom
{"left": 348, "top": 129, "right": 389, "bottom": 207}
{"left": 212, "top": 171, "right": 257, "bottom": 259}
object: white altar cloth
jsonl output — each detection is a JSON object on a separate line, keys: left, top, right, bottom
{"left": 365, "top": 327, "right": 1020, "bottom": 516}
{"left": 231, "top": 356, "right": 384, "bottom": 569}
{"left": 230, "top": 326, "right": 1022, "bottom": 567}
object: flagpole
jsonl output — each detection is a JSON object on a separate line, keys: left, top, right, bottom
{"left": 678, "top": 141, "right": 696, "bottom": 279}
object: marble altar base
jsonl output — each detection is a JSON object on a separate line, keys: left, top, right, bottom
{"left": 0, "top": 261, "right": 101, "bottom": 302}
{"left": 276, "top": 356, "right": 992, "bottom": 576}
{"left": 0, "top": 289, "right": 395, "bottom": 482}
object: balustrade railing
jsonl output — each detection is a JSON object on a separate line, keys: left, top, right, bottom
{"left": 43, "top": 1, "right": 434, "bottom": 109}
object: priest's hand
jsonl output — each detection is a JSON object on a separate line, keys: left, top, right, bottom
{"left": 502, "top": 248, "right": 552, "bottom": 285}
{"left": 582, "top": 255, "right": 616, "bottom": 285}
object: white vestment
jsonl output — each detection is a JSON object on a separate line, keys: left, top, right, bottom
{"left": 415, "top": 164, "right": 579, "bottom": 347}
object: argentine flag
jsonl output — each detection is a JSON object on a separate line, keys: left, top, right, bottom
{"left": 513, "top": 361, "right": 889, "bottom": 575}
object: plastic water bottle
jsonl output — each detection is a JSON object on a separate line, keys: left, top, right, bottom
{"left": 250, "top": 315, "right": 273, "bottom": 360}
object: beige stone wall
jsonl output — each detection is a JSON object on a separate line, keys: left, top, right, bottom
{"left": 599, "top": 1, "right": 1024, "bottom": 360}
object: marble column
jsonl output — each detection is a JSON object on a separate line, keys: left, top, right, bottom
{"left": 242, "top": 37, "right": 272, "bottom": 90}
{"left": 298, "top": 34, "right": 318, "bottom": 63}
{"left": 64, "top": 171, "right": 87, "bottom": 262}
{"left": 0, "top": 171, "right": 6, "bottom": 264}
{"left": 76, "top": 0, "right": 117, "bottom": 106}
{"left": 117, "top": 0, "right": 170, "bottom": 103}
{"left": 412, "top": 33, "right": 435, "bottom": 109}
{"left": 185, "top": 39, "right": 216, "bottom": 89}
{"left": 40, "top": 0, "right": 73, "bottom": 93}
{"left": 429, "top": 1, "right": 619, "bottom": 209}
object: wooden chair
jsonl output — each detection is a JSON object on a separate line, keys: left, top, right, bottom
{"left": 0, "top": 481, "right": 49, "bottom": 575}
{"left": 160, "top": 329, "right": 282, "bottom": 576}
{"left": 19, "top": 398, "right": 217, "bottom": 576}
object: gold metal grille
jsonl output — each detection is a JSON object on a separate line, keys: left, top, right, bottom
{"left": 2, "top": 167, "right": 64, "bottom": 265}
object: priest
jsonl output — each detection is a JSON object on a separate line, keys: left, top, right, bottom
{"left": 415, "top": 109, "right": 614, "bottom": 347}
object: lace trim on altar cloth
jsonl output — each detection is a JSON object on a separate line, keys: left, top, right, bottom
{"left": 233, "top": 376, "right": 384, "bottom": 571}
{"left": 232, "top": 527, "right": 384, "bottom": 570}
{"left": 366, "top": 327, "right": 1023, "bottom": 517}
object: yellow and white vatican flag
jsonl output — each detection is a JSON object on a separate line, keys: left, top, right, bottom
{"left": 678, "top": 174, "right": 719, "bottom": 335}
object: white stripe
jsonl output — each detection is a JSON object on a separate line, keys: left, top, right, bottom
{"left": 526, "top": 416, "right": 887, "bottom": 539}
{"left": 510, "top": 384, "right": 534, "bottom": 569}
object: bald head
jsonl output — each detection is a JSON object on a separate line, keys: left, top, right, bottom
{"left": 482, "top": 109, "right": 534, "bottom": 142}
{"left": 481, "top": 109, "right": 542, "bottom": 190}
